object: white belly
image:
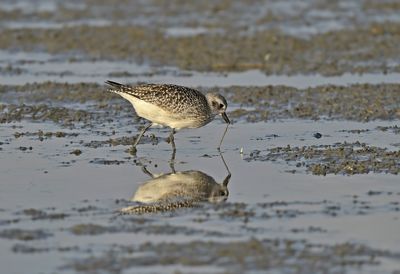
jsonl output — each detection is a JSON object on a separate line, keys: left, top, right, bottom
{"left": 122, "top": 94, "right": 203, "bottom": 129}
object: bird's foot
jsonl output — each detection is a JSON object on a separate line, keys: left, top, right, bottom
{"left": 128, "top": 146, "right": 137, "bottom": 156}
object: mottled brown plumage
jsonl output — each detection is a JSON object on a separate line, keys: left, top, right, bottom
{"left": 109, "top": 83, "right": 211, "bottom": 118}
{"left": 106, "top": 80, "right": 230, "bottom": 151}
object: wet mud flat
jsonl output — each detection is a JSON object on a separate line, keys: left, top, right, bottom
{"left": 1, "top": 82, "right": 400, "bottom": 273}
{"left": 1, "top": 0, "right": 400, "bottom": 273}
{"left": 1, "top": 0, "right": 400, "bottom": 76}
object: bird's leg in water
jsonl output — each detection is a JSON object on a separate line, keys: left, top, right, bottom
{"left": 169, "top": 129, "right": 176, "bottom": 173}
{"left": 217, "top": 123, "right": 229, "bottom": 151}
{"left": 130, "top": 123, "right": 152, "bottom": 154}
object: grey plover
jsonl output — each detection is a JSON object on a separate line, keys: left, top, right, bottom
{"left": 120, "top": 153, "right": 231, "bottom": 214}
{"left": 106, "top": 81, "right": 230, "bottom": 152}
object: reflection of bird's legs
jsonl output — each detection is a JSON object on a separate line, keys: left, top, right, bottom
{"left": 168, "top": 128, "right": 176, "bottom": 151}
{"left": 222, "top": 173, "right": 231, "bottom": 187}
{"left": 219, "top": 151, "right": 231, "bottom": 186}
{"left": 131, "top": 123, "right": 152, "bottom": 154}
{"left": 169, "top": 146, "right": 176, "bottom": 174}
{"left": 219, "top": 151, "right": 231, "bottom": 175}
{"left": 168, "top": 128, "right": 176, "bottom": 173}
{"left": 141, "top": 166, "right": 155, "bottom": 178}
{"left": 169, "top": 160, "right": 176, "bottom": 174}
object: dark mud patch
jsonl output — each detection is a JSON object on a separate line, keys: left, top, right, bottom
{"left": 363, "top": 1, "right": 400, "bottom": 11}
{"left": 0, "top": 229, "right": 52, "bottom": 241}
{"left": 14, "top": 130, "right": 79, "bottom": 139}
{"left": 1, "top": 83, "right": 400, "bottom": 123}
{"left": 69, "top": 222, "right": 227, "bottom": 237}
{"left": 0, "top": 104, "right": 93, "bottom": 126}
{"left": 221, "top": 84, "right": 400, "bottom": 122}
{"left": 339, "top": 129, "right": 371, "bottom": 134}
{"left": 63, "top": 238, "right": 398, "bottom": 274}
{"left": 89, "top": 158, "right": 126, "bottom": 165}
{"left": 2, "top": 194, "right": 399, "bottom": 272}
{"left": 0, "top": 82, "right": 111, "bottom": 102}
{"left": 246, "top": 142, "right": 400, "bottom": 175}
{"left": 85, "top": 135, "right": 159, "bottom": 149}
{"left": 1, "top": 21, "right": 400, "bottom": 75}
{"left": 0, "top": 83, "right": 142, "bottom": 126}
{"left": 12, "top": 244, "right": 79, "bottom": 254}
{"left": 70, "top": 149, "right": 82, "bottom": 156}
{"left": 69, "top": 223, "right": 109, "bottom": 236}
{"left": 119, "top": 199, "right": 379, "bottom": 221}
{"left": 377, "top": 125, "right": 400, "bottom": 134}
{"left": 18, "top": 208, "right": 69, "bottom": 221}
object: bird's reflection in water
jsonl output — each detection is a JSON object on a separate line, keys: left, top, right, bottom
{"left": 120, "top": 153, "right": 231, "bottom": 214}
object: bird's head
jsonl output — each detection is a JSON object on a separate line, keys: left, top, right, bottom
{"left": 206, "top": 93, "right": 230, "bottom": 124}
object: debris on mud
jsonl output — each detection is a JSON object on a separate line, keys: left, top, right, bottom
{"left": 1, "top": 21, "right": 400, "bottom": 75}
{"left": 1, "top": 83, "right": 400, "bottom": 123}
{"left": 63, "top": 238, "right": 398, "bottom": 273}
{"left": 0, "top": 229, "right": 52, "bottom": 241}
{"left": 69, "top": 224, "right": 109, "bottom": 236}
{"left": 14, "top": 130, "right": 79, "bottom": 139}
{"left": 0, "top": 104, "right": 93, "bottom": 125}
{"left": 246, "top": 142, "right": 400, "bottom": 175}
{"left": 19, "top": 208, "right": 69, "bottom": 221}
{"left": 377, "top": 125, "right": 400, "bottom": 134}
{"left": 221, "top": 84, "right": 400, "bottom": 122}
{"left": 12, "top": 244, "right": 79, "bottom": 254}
{"left": 70, "top": 149, "right": 82, "bottom": 156}
{"left": 1, "top": 1, "right": 400, "bottom": 273}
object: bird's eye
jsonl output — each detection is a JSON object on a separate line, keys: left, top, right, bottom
{"left": 220, "top": 191, "right": 226, "bottom": 196}
{"left": 219, "top": 103, "right": 224, "bottom": 109}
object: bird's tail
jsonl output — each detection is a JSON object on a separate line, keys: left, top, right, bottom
{"left": 105, "top": 80, "right": 124, "bottom": 90}
{"left": 105, "top": 80, "right": 140, "bottom": 100}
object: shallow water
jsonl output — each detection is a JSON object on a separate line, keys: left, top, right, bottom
{"left": 1, "top": 60, "right": 400, "bottom": 272}
{"left": 1, "top": 0, "right": 400, "bottom": 273}
{"left": 1, "top": 118, "right": 400, "bottom": 273}
{"left": 1, "top": 51, "right": 400, "bottom": 88}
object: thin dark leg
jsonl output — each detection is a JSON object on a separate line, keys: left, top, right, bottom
{"left": 130, "top": 123, "right": 152, "bottom": 154}
{"left": 168, "top": 128, "right": 176, "bottom": 173}
{"left": 133, "top": 123, "right": 152, "bottom": 147}
{"left": 217, "top": 123, "right": 229, "bottom": 151}
{"left": 168, "top": 128, "right": 176, "bottom": 151}
{"left": 169, "top": 150, "right": 176, "bottom": 173}
{"left": 141, "top": 166, "right": 155, "bottom": 178}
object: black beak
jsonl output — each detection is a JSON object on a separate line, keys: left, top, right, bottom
{"left": 221, "top": 112, "right": 230, "bottom": 124}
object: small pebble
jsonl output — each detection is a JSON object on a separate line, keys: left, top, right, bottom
{"left": 313, "top": 132, "right": 322, "bottom": 139}
{"left": 70, "top": 149, "right": 82, "bottom": 156}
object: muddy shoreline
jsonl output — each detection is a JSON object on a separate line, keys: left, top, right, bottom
{"left": 1, "top": 1, "right": 400, "bottom": 273}
{"left": 1, "top": 22, "right": 400, "bottom": 76}
{"left": 1, "top": 0, "right": 400, "bottom": 76}
{"left": 1, "top": 82, "right": 399, "bottom": 124}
